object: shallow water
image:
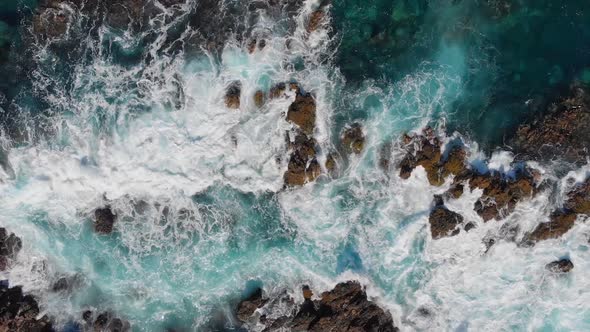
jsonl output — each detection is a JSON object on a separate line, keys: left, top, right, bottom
{"left": 1, "top": 0, "right": 590, "bottom": 331}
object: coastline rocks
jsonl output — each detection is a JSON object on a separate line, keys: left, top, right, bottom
{"left": 94, "top": 206, "right": 116, "bottom": 234}
{"left": 82, "top": 310, "right": 130, "bottom": 332}
{"left": 510, "top": 85, "right": 590, "bottom": 164}
{"left": 0, "top": 283, "right": 54, "bottom": 332}
{"left": 32, "top": 1, "right": 73, "bottom": 40}
{"left": 0, "top": 228, "right": 22, "bottom": 271}
{"left": 429, "top": 196, "right": 464, "bottom": 239}
{"left": 545, "top": 259, "right": 574, "bottom": 274}
{"left": 398, "top": 129, "right": 467, "bottom": 186}
{"left": 284, "top": 134, "right": 321, "bottom": 187}
{"left": 307, "top": 10, "right": 325, "bottom": 33}
{"left": 524, "top": 178, "right": 590, "bottom": 243}
{"left": 341, "top": 123, "right": 365, "bottom": 155}
{"left": 236, "top": 288, "right": 268, "bottom": 323}
{"left": 225, "top": 82, "right": 241, "bottom": 109}
{"left": 236, "top": 281, "right": 397, "bottom": 332}
{"left": 287, "top": 92, "right": 316, "bottom": 136}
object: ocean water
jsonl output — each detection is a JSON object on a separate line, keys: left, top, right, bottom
{"left": 0, "top": 0, "right": 589, "bottom": 331}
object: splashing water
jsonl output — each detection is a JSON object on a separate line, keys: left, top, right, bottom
{"left": 1, "top": 0, "right": 590, "bottom": 331}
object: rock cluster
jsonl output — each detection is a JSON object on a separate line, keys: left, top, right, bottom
{"left": 524, "top": 178, "right": 590, "bottom": 243}
{"left": 510, "top": 85, "right": 590, "bottom": 165}
{"left": 429, "top": 196, "right": 465, "bottom": 239}
{"left": 236, "top": 281, "right": 398, "bottom": 332}
{"left": 0, "top": 283, "right": 54, "bottom": 332}
{"left": 341, "top": 123, "right": 366, "bottom": 155}
{"left": 82, "top": 310, "right": 130, "bottom": 332}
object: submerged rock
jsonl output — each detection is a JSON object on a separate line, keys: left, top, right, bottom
{"left": 341, "top": 123, "right": 365, "bottom": 155}
{"left": 0, "top": 228, "right": 22, "bottom": 271}
{"left": 510, "top": 85, "right": 590, "bottom": 165}
{"left": 225, "top": 82, "right": 241, "bottom": 109}
{"left": 0, "top": 283, "right": 54, "bottom": 332}
{"left": 287, "top": 92, "right": 316, "bottom": 135}
{"left": 545, "top": 259, "right": 574, "bottom": 273}
{"left": 94, "top": 206, "right": 116, "bottom": 234}
{"left": 429, "top": 196, "right": 464, "bottom": 239}
{"left": 32, "top": 0, "right": 72, "bottom": 40}
{"left": 236, "top": 281, "right": 398, "bottom": 332}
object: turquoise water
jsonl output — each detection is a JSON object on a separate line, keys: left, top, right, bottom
{"left": 1, "top": 0, "right": 590, "bottom": 331}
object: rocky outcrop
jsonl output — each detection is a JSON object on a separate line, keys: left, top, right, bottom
{"left": 0, "top": 283, "right": 54, "bottom": 332}
{"left": 545, "top": 259, "right": 574, "bottom": 273}
{"left": 94, "top": 206, "right": 116, "bottom": 234}
{"left": 237, "top": 281, "right": 398, "bottom": 332}
{"left": 524, "top": 178, "right": 590, "bottom": 243}
{"left": 284, "top": 134, "right": 321, "bottom": 187}
{"left": 429, "top": 196, "right": 464, "bottom": 239}
{"left": 225, "top": 82, "right": 241, "bottom": 109}
{"left": 82, "top": 310, "right": 130, "bottom": 332}
{"left": 510, "top": 85, "right": 590, "bottom": 165}
{"left": 341, "top": 123, "right": 365, "bottom": 155}
{"left": 236, "top": 288, "right": 268, "bottom": 323}
{"left": 0, "top": 228, "right": 22, "bottom": 271}
{"left": 451, "top": 168, "right": 536, "bottom": 222}
{"left": 398, "top": 129, "right": 467, "bottom": 186}
{"left": 307, "top": 10, "right": 326, "bottom": 33}
{"left": 253, "top": 90, "right": 265, "bottom": 108}
{"left": 287, "top": 93, "right": 316, "bottom": 136}
{"left": 32, "top": 1, "right": 73, "bottom": 40}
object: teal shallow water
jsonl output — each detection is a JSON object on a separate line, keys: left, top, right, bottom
{"left": 1, "top": 0, "right": 590, "bottom": 331}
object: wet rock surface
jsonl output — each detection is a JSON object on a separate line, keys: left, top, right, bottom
{"left": 525, "top": 178, "right": 590, "bottom": 243}
{"left": 237, "top": 281, "right": 398, "bottom": 332}
{"left": 429, "top": 196, "right": 464, "bottom": 239}
{"left": 225, "top": 81, "right": 241, "bottom": 109}
{"left": 82, "top": 310, "right": 130, "bottom": 332}
{"left": 341, "top": 123, "right": 365, "bottom": 155}
{"left": 545, "top": 259, "right": 574, "bottom": 274}
{"left": 0, "top": 283, "right": 54, "bottom": 332}
{"left": 284, "top": 133, "right": 321, "bottom": 187}
{"left": 94, "top": 206, "right": 116, "bottom": 234}
{"left": 0, "top": 228, "right": 21, "bottom": 271}
{"left": 287, "top": 92, "right": 317, "bottom": 136}
{"left": 398, "top": 129, "right": 467, "bottom": 186}
{"left": 510, "top": 86, "right": 590, "bottom": 165}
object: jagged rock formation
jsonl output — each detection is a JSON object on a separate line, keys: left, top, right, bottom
{"left": 429, "top": 196, "right": 465, "bottom": 239}
{"left": 545, "top": 258, "right": 574, "bottom": 273}
{"left": 236, "top": 281, "right": 398, "bottom": 332}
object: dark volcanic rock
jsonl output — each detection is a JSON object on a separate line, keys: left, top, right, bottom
{"left": 94, "top": 206, "right": 116, "bottom": 234}
{"left": 546, "top": 259, "right": 574, "bottom": 273}
{"left": 341, "top": 123, "right": 365, "bottom": 155}
{"left": 237, "top": 281, "right": 398, "bottom": 332}
{"left": 429, "top": 196, "right": 464, "bottom": 239}
{"left": 236, "top": 288, "right": 268, "bottom": 323}
{"left": 0, "top": 228, "right": 22, "bottom": 271}
{"left": 81, "top": 310, "right": 130, "bottom": 332}
{"left": 0, "top": 283, "right": 54, "bottom": 332}
{"left": 510, "top": 85, "right": 590, "bottom": 165}
{"left": 287, "top": 93, "right": 316, "bottom": 136}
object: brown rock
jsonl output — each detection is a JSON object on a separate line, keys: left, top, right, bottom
{"left": 225, "top": 82, "right": 241, "bottom": 109}
{"left": 237, "top": 288, "right": 268, "bottom": 322}
{"left": 563, "top": 179, "right": 590, "bottom": 214}
{"left": 269, "top": 83, "right": 286, "bottom": 99}
{"left": 525, "top": 212, "right": 577, "bottom": 243}
{"left": 307, "top": 10, "right": 325, "bottom": 32}
{"left": 284, "top": 134, "right": 320, "bottom": 187}
{"left": 398, "top": 132, "right": 442, "bottom": 185}
{"left": 95, "top": 206, "right": 116, "bottom": 234}
{"left": 510, "top": 85, "right": 590, "bottom": 165}
{"left": 429, "top": 196, "right": 464, "bottom": 239}
{"left": 545, "top": 259, "right": 574, "bottom": 273}
{"left": 325, "top": 153, "right": 336, "bottom": 173}
{"left": 253, "top": 90, "right": 265, "bottom": 108}
{"left": 287, "top": 93, "right": 316, "bottom": 135}
{"left": 32, "top": 3, "right": 70, "bottom": 39}
{"left": 341, "top": 123, "right": 365, "bottom": 154}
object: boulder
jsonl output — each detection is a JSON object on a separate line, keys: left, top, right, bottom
{"left": 545, "top": 259, "right": 574, "bottom": 273}
{"left": 307, "top": 10, "right": 325, "bottom": 32}
{"left": 510, "top": 85, "right": 590, "bottom": 165}
{"left": 94, "top": 206, "right": 116, "bottom": 234}
{"left": 0, "top": 228, "right": 22, "bottom": 271}
{"left": 32, "top": 1, "right": 72, "bottom": 40}
{"left": 236, "top": 281, "right": 398, "bottom": 332}
{"left": 429, "top": 196, "right": 464, "bottom": 239}
{"left": 341, "top": 123, "right": 365, "bottom": 154}
{"left": 82, "top": 310, "right": 130, "bottom": 332}
{"left": 253, "top": 90, "right": 265, "bottom": 108}
{"left": 287, "top": 93, "right": 316, "bottom": 135}
{"left": 225, "top": 82, "right": 241, "bottom": 109}
{"left": 0, "top": 283, "right": 54, "bottom": 332}
{"left": 284, "top": 134, "right": 321, "bottom": 187}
